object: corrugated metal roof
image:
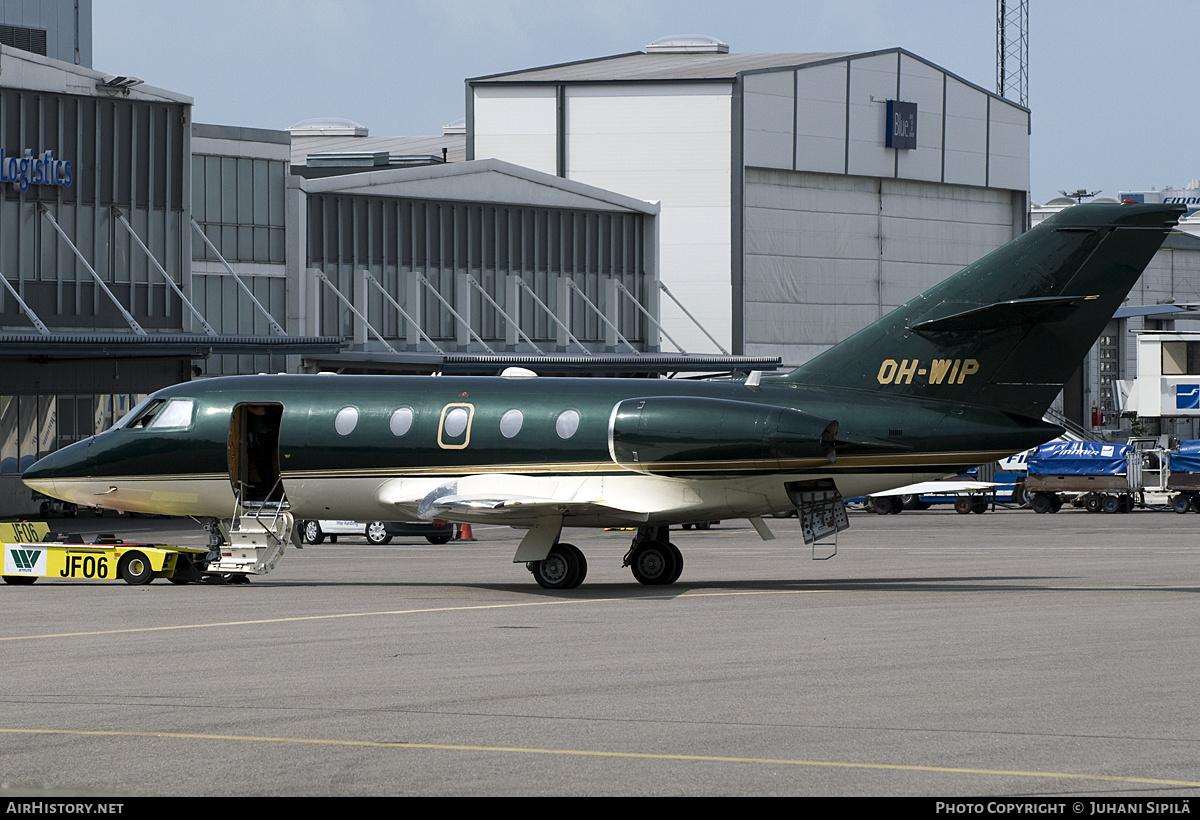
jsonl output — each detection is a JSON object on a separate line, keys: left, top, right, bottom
{"left": 470, "top": 51, "right": 857, "bottom": 84}
{"left": 469, "top": 47, "right": 1027, "bottom": 111}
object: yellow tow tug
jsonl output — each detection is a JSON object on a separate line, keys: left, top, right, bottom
{"left": 1, "top": 522, "right": 211, "bottom": 586}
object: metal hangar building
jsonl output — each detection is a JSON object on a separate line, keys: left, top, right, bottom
{"left": 468, "top": 35, "right": 1031, "bottom": 365}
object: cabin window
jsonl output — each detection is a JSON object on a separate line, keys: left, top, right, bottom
{"left": 390, "top": 407, "right": 414, "bottom": 436}
{"left": 437, "top": 403, "right": 474, "bottom": 449}
{"left": 499, "top": 409, "right": 523, "bottom": 438}
{"left": 555, "top": 409, "right": 580, "bottom": 439}
{"left": 334, "top": 406, "right": 359, "bottom": 436}
{"left": 443, "top": 407, "right": 469, "bottom": 438}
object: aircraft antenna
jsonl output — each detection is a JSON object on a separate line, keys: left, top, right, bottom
{"left": 996, "top": 0, "right": 1029, "bottom": 107}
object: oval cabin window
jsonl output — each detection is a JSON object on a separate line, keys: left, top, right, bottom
{"left": 555, "top": 409, "right": 580, "bottom": 439}
{"left": 443, "top": 407, "right": 469, "bottom": 438}
{"left": 390, "top": 407, "right": 414, "bottom": 436}
{"left": 334, "top": 406, "right": 359, "bottom": 436}
{"left": 500, "top": 409, "right": 523, "bottom": 438}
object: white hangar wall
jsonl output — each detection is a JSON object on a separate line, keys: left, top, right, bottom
{"left": 740, "top": 51, "right": 1029, "bottom": 192}
{"left": 472, "top": 86, "right": 558, "bottom": 177}
{"left": 473, "top": 81, "right": 732, "bottom": 353}
{"left": 742, "top": 171, "right": 1015, "bottom": 365}
{"left": 738, "top": 52, "right": 1029, "bottom": 367}
{"left": 563, "top": 83, "right": 732, "bottom": 355}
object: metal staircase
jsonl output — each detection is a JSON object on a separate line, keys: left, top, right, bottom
{"left": 206, "top": 481, "right": 294, "bottom": 576}
{"left": 1042, "top": 406, "right": 1104, "bottom": 443}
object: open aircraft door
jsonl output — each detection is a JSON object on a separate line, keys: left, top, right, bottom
{"left": 229, "top": 403, "right": 285, "bottom": 503}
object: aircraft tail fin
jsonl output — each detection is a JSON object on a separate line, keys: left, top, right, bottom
{"left": 777, "top": 203, "right": 1184, "bottom": 418}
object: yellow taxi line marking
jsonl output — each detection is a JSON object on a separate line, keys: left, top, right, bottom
{"left": 0, "top": 589, "right": 826, "bottom": 642}
{"left": 2, "top": 728, "right": 1198, "bottom": 788}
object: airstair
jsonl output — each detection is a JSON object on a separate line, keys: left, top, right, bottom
{"left": 205, "top": 481, "right": 294, "bottom": 577}
{"left": 1042, "top": 406, "right": 1105, "bottom": 443}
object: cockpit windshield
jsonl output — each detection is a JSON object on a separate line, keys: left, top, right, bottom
{"left": 119, "top": 398, "right": 196, "bottom": 431}
{"left": 112, "top": 396, "right": 155, "bottom": 430}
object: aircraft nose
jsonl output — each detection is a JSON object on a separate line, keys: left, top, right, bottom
{"left": 22, "top": 438, "right": 93, "bottom": 493}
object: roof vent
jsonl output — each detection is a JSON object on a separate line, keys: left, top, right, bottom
{"left": 287, "top": 117, "right": 368, "bottom": 137}
{"left": 306, "top": 151, "right": 390, "bottom": 168}
{"left": 645, "top": 34, "right": 729, "bottom": 54}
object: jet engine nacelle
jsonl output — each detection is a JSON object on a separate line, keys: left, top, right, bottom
{"left": 607, "top": 396, "right": 838, "bottom": 475}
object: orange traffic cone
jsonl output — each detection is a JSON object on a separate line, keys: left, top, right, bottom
{"left": 457, "top": 523, "right": 476, "bottom": 542}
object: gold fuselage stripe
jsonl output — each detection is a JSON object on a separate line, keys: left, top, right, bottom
{"left": 75, "top": 448, "right": 1016, "bottom": 483}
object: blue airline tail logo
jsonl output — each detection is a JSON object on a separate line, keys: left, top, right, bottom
{"left": 1176, "top": 384, "right": 1200, "bottom": 410}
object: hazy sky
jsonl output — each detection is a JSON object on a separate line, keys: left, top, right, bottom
{"left": 94, "top": 0, "right": 1197, "bottom": 205}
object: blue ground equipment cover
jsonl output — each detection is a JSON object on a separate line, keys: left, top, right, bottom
{"left": 1027, "top": 441, "right": 1130, "bottom": 476}
{"left": 1168, "top": 440, "right": 1200, "bottom": 474}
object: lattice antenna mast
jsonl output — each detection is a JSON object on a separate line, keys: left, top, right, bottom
{"left": 996, "top": 0, "right": 1029, "bottom": 107}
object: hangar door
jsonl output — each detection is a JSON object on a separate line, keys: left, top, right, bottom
{"left": 741, "top": 169, "right": 1021, "bottom": 368}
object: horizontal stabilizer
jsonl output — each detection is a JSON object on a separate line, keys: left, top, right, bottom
{"left": 911, "top": 296, "right": 1091, "bottom": 333}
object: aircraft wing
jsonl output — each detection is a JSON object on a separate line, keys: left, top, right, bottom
{"left": 385, "top": 474, "right": 652, "bottom": 525}
{"left": 417, "top": 491, "right": 644, "bottom": 521}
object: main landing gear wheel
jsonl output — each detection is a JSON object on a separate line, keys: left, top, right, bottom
{"left": 628, "top": 540, "right": 682, "bottom": 586}
{"left": 119, "top": 551, "right": 154, "bottom": 585}
{"left": 665, "top": 543, "right": 684, "bottom": 584}
{"left": 365, "top": 522, "right": 392, "bottom": 545}
{"left": 302, "top": 520, "right": 324, "bottom": 545}
{"left": 529, "top": 543, "right": 587, "bottom": 590}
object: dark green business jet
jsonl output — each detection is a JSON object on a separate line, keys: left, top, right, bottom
{"left": 23, "top": 203, "right": 1184, "bottom": 588}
